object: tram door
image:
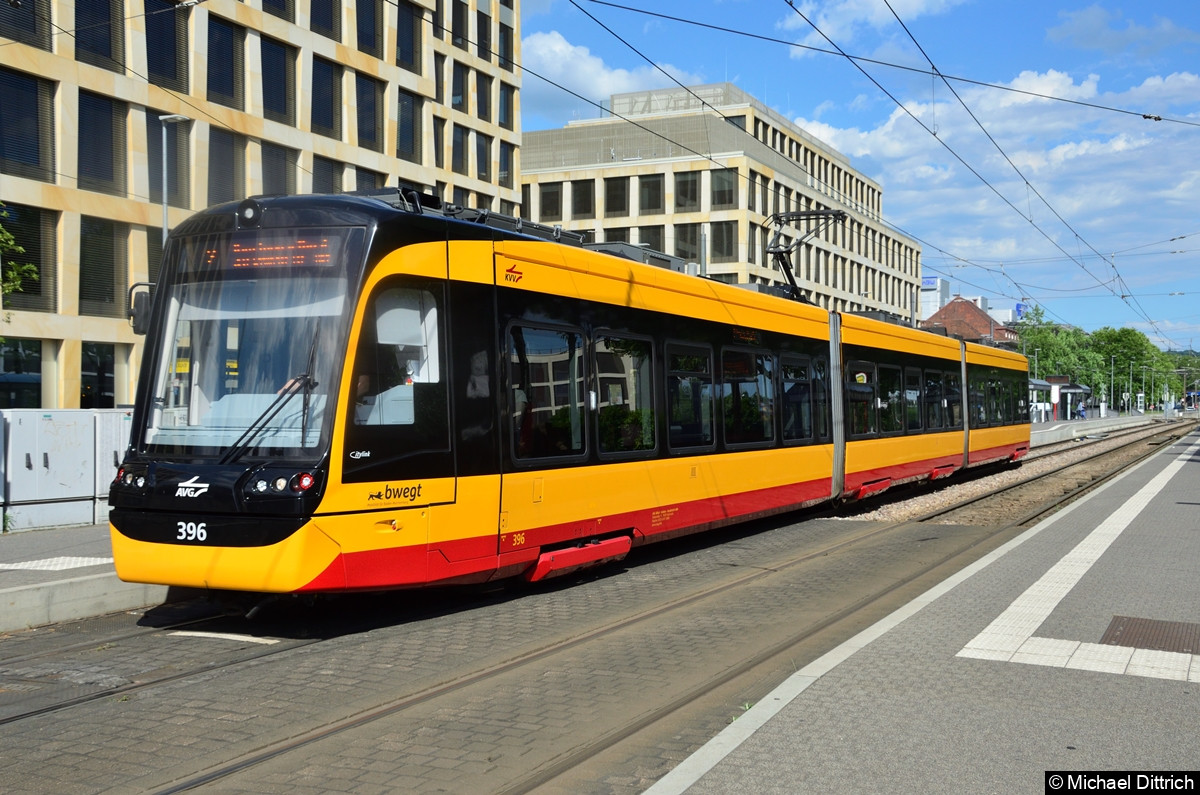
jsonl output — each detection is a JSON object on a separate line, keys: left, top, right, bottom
{"left": 340, "top": 275, "right": 454, "bottom": 582}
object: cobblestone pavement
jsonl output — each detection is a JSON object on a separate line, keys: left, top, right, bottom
{"left": 0, "top": 513, "right": 994, "bottom": 794}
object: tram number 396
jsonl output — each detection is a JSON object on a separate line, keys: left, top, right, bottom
{"left": 176, "top": 521, "right": 208, "bottom": 542}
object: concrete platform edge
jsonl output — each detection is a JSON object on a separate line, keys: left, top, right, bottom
{"left": 0, "top": 573, "right": 169, "bottom": 634}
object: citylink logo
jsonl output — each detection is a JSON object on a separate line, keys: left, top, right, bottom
{"left": 175, "top": 476, "right": 211, "bottom": 498}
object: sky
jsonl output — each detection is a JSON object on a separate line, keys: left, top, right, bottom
{"left": 518, "top": 0, "right": 1200, "bottom": 351}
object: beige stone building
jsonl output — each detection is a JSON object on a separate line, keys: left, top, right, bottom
{"left": 521, "top": 84, "right": 921, "bottom": 319}
{"left": 0, "top": 0, "right": 520, "bottom": 409}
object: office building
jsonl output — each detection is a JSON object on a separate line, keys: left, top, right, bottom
{"left": 521, "top": 83, "right": 921, "bottom": 320}
{"left": 0, "top": 0, "right": 520, "bottom": 408}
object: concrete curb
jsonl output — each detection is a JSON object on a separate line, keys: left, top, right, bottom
{"left": 0, "top": 573, "right": 169, "bottom": 633}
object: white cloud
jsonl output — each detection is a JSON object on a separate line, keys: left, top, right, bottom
{"left": 520, "top": 30, "right": 705, "bottom": 129}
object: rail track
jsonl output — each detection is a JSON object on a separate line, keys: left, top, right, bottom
{"left": 0, "top": 420, "right": 1193, "bottom": 794}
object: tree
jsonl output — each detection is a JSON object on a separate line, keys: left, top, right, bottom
{"left": 1, "top": 202, "right": 39, "bottom": 304}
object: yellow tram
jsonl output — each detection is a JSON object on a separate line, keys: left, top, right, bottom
{"left": 110, "top": 192, "right": 1029, "bottom": 593}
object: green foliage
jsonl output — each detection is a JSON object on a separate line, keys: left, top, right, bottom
{"left": 1015, "top": 304, "right": 1194, "bottom": 404}
{"left": 1, "top": 203, "right": 39, "bottom": 299}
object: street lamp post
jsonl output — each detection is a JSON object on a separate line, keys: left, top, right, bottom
{"left": 1033, "top": 348, "right": 1040, "bottom": 380}
{"left": 159, "top": 114, "right": 189, "bottom": 247}
{"left": 1110, "top": 355, "right": 1115, "bottom": 416}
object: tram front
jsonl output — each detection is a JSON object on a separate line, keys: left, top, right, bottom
{"left": 110, "top": 197, "right": 369, "bottom": 591}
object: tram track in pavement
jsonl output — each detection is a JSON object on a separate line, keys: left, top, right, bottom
{"left": 2, "top": 422, "right": 1193, "bottom": 793}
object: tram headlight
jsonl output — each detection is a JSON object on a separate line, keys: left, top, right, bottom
{"left": 253, "top": 479, "right": 270, "bottom": 494}
{"left": 272, "top": 477, "right": 289, "bottom": 493}
{"left": 295, "top": 473, "right": 316, "bottom": 492}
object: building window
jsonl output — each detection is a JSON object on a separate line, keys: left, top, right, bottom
{"left": 499, "top": 141, "right": 514, "bottom": 188}
{"left": 312, "top": 156, "right": 342, "bottom": 193}
{"left": 639, "top": 174, "right": 664, "bottom": 215}
{"left": 571, "top": 180, "right": 594, "bottom": 220}
{"left": 0, "top": 203, "right": 57, "bottom": 312}
{"left": 261, "top": 0, "right": 293, "bottom": 21}
{"left": 75, "top": 0, "right": 124, "bottom": 72}
{"left": 357, "top": 167, "right": 384, "bottom": 191}
{"left": 0, "top": 0, "right": 51, "bottom": 50}
{"left": 499, "top": 23, "right": 514, "bottom": 70}
{"left": 396, "top": 1, "right": 422, "bottom": 73}
{"left": 434, "top": 54, "right": 446, "bottom": 103}
{"left": 639, "top": 225, "right": 663, "bottom": 252}
{"left": 476, "top": 133, "right": 491, "bottom": 182}
{"left": 397, "top": 90, "right": 423, "bottom": 164}
{"left": 477, "top": 74, "right": 492, "bottom": 122}
{"left": 208, "top": 128, "right": 245, "bottom": 205}
{"left": 310, "top": 0, "right": 340, "bottom": 41}
{"left": 0, "top": 67, "right": 55, "bottom": 183}
{"left": 356, "top": 73, "right": 384, "bottom": 153}
{"left": 145, "top": 0, "right": 188, "bottom": 92}
{"left": 357, "top": 0, "right": 382, "bottom": 57}
{"left": 0, "top": 338, "right": 43, "bottom": 408}
{"left": 261, "top": 141, "right": 296, "bottom": 195}
{"left": 77, "top": 91, "right": 127, "bottom": 196}
{"left": 451, "top": 124, "right": 468, "bottom": 175}
{"left": 452, "top": 62, "right": 468, "bottom": 112}
{"left": 675, "top": 171, "right": 700, "bottom": 212}
{"left": 261, "top": 36, "right": 296, "bottom": 126}
{"left": 432, "top": 0, "right": 444, "bottom": 38}
{"left": 606, "top": 227, "right": 629, "bottom": 243}
{"left": 499, "top": 83, "right": 515, "bottom": 130}
{"left": 451, "top": 0, "right": 468, "bottom": 49}
{"left": 605, "top": 177, "right": 629, "bottom": 217}
{"left": 81, "top": 342, "right": 115, "bottom": 408}
{"left": 147, "top": 113, "right": 189, "bottom": 208}
{"left": 711, "top": 221, "right": 738, "bottom": 263}
{"left": 79, "top": 216, "right": 127, "bottom": 318}
{"left": 433, "top": 118, "right": 445, "bottom": 168}
{"left": 476, "top": 9, "right": 491, "bottom": 59}
{"left": 539, "top": 182, "right": 562, "bottom": 222}
{"left": 712, "top": 168, "right": 738, "bottom": 210}
{"left": 675, "top": 223, "right": 700, "bottom": 261}
{"left": 207, "top": 18, "right": 244, "bottom": 111}
{"left": 311, "top": 57, "right": 342, "bottom": 140}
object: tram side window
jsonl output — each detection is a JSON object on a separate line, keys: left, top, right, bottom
{"left": 353, "top": 286, "right": 443, "bottom": 428}
{"left": 813, "top": 357, "right": 831, "bottom": 440}
{"left": 666, "top": 345, "right": 714, "bottom": 450}
{"left": 722, "top": 349, "right": 774, "bottom": 446}
{"left": 846, "top": 361, "right": 877, "bottom": 437}
{"left": 509, "top": 325, "right": 586, "bottom": 459}
{"left": 344, "top": 280, "right": 450, "bottom": 482}
{"left": 595, "top": 334, "right": 656, "bottom": 456}
{"left": 905, "top": 367, "right": 922, "bottom": 433}
{"left": 944, "top": 371, "right": 963, "bottom": 428}
{"left": 968, "top": 373, "right": 987, "bottom": 426}
{"left": 989, "top": 377, "right": 1005, "bottom": 424}
{"left": 1013, "top": 374, "right": 1028, "bottom": 422}
{"left": 781, "top": 356, "right": 813, "bottom": 443}
{"left": 878, "top": 365, "right": 903, "bottom": 434}
{"left": 924, "top": 370, "right": 944, "bottom": 430}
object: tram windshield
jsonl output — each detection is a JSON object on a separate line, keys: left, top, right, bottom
{"left": 142, "top": 227, "right": 361, "bottom": 458}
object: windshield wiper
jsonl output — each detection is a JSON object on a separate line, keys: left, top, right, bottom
{"left": 300, "top": 332, "right": 320, "bottom": 445}
{"left": 218, "top": 372, "right": 316, "bottom": 465}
